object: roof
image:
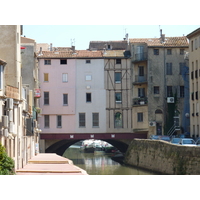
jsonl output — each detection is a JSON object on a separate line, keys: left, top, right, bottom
{"left": 103, "top": 50, "right": 125, "bottom": 58}
{"left": 129, "top": 36, "right": 189, "bottom": 47}
{"left": 187, "top": 27, "right": 200, "bottom": 39}
{"left": 89, "top": 40, "right": 128, "bottom": 50}
{"left": 37, "top": 50, "right": 103, "bottom": 59}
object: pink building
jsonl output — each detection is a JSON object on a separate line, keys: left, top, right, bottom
{"left": 38, "top": 50, "right": 76, "bottom": 139}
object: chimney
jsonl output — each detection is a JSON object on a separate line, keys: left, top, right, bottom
{"left": 71, "top": 46, "right": 75, "bottom": 52}
{"left": 39, "top": 47, "right": 42, "bottom": 55}
{"left": 50, "top": 43, "right": 52, "bottom": 51}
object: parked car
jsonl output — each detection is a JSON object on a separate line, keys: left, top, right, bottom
{"left": 196, "top": 139, "right": 200, "bottom": 146}
{"left": 149, "top": 135, "right": 160, "bottom": 140}
{"left": 158, "top": 135, "right": 171, "bottom": 142}
{"left": 179, "top": 138, "right": 196, "bottom": 146}
{"left": 170, "top": 138, "right": 181, "bottom": 144}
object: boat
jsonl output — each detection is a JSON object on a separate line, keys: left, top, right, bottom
{"left": 94, "top": 144, "right": 105, "bottom": 155}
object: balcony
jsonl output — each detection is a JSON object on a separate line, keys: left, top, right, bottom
{"left": 133, "top": 75, "right": 147, "bottom": 85}
{"left": 133, "top": 97, "right": 148, "bottom": 106}
{"left": 132, "top": 52, "right": 147, "bottom": 63}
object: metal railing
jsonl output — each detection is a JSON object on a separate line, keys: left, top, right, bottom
{"left": 133, "top": 52, "right": 147, "bottom": 62}
{"left": 133, "top": 97, "right": 148, "bottom": 106}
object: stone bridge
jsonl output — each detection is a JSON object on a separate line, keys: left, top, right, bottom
{"left": 39, "top": 132, "right": 147, "bottom": 156}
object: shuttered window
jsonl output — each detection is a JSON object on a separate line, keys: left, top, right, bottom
{"left": 79, "top": 113, "right": 85, "bottom": 127}
{"left": 92, "top": 113, "right": 99, "bottom": 127}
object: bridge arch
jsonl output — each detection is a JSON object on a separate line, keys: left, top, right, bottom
{"left": 45, "top": 139, "right": 129, "bottom": 156}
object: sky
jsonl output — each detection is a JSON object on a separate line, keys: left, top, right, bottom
{"left": 23, "top": 25, "right": 200, "bottom": 50}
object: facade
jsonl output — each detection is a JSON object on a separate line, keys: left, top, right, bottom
{"left": 37, "top": 48, "right": 77, "bottom": 152}
{"left": 187, "top": 28, "right": 200, "bottom": 138}
{"left": 103, "top": 50, "right": 132, "bottom": 133}
{"left": 0, "top": 25, "right": 32, "bottom": 170}
{"left": 21, "top": 36, "right": 41, "bottom": 160}
{"left": 75, "top": 50, "right": 106, "bottom": 134}
{"left": 130, "top": 33, "right": 189, "bottom": 137}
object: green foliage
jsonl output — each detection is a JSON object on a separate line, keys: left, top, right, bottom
{"left": 0, "top": 143, "right": 15, "bottom": 175}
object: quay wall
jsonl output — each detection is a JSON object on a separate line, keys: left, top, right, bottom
{"left": 124, "top": 139, "right": 200, "bottom": 175}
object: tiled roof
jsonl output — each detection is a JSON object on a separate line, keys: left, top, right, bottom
{"left": 37, "top": 50, "right": 103, "bottom": 58}
{"left": 103, "top": 50, "right": 125, "bottom": 57}
{"left": 89, "top": 40, "right": 128, "bottom": 50}
{"left": 129, "top": 36, "right": 189, "bottom": 47}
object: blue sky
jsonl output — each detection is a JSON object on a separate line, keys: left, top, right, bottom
{"left": 23, "top": 25, "right": 200, "bottom": 50}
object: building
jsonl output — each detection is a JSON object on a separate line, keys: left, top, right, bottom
{"left": 21, "top": 36, "right": 41, "bottom": 159}
{"left": 0, "top": 25, "right": 28, "bottom": 169}
{"left": 37, "top": 47, "right": 77, "bottom": 152}
{"left": 129, "top": 32, "right": 189, "bottom": 137}
{"left": 75, "top": 50, "right": 106, "bottom": 134}
{"left": 187, "top": 28, "right": 200, "bottom": 138}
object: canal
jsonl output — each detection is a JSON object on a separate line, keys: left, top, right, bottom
{"left": 62, "top": 145, "right": 158, "bottom": 175}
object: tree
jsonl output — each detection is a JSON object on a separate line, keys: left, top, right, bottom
{"left": 0, "top": 143, "right": 15, "bottom": 175}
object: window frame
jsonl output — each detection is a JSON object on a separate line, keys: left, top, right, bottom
{"left": 86, "top": 93, "right": 92, "bottom": 103}
{"left": 60, "top": 59, "right": 67, "bottom": 65}
{"left": 167, "top": 86, "right": 173, "bottom": 97}
{"left": 114, "top": 112, "right": 122, "bottom": 128}
{"left": 92, "top": 113, "right": 99, "bottom": 127}
{"left": 62, "top": 73, "right": 68, "bottom": 83}
{"left": 166, "top": 63, "right": 172, "bottom": 75}
{"left": 154, "top": 49, "right": 159, "bottom": 55}
{"left": 44, "top": 91, "right": 49, "bottom": 105}
{"left": 115, "top": 72, "right": 121, "bottom": 83}
{"left": 44, "top": 115, "right": 50, "bottom": 128}
{"left": 115, "top": 92, "right": 122, "bottom": 104}
{"left": 79, "top": 113, "right": 86, "bottom": 127}
{"left": 167, "top": 49, "right": 172, "bottom": 55}
{"left": 116, "top": 59, "right": 121, "bottom": 64}
{"left": 57, "top": 115, "right": 62, "bottom": 128}
{"left": 63, "top": 94, "right": 68, "bottom": 106}
{"left": 154, "top": 86, "right": 160, "bottom": 95}
{"left": 44, "top": 59, "right": 51, "bottom": 65}
{"left": 137, "top": 113, "right": 143, "bottom": 122}
{"left": 86, "top": 60, "right": 91, "bottom": 64}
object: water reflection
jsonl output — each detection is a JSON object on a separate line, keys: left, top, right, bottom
{"left": 63, "top": 146, "right": 157, "bottom": 175}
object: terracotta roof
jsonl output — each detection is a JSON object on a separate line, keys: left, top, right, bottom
{"left": 89, "top": 40, "right": 128, "bottom": 50}
{"left": 129, "top": 36, "right": 189, "bottom": 47}
{"left": 37, "top": 50, "right": 103, "bottom": 58}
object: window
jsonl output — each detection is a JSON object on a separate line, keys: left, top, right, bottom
{"left": 180, "top": 49, "right": 184, "bottom": 55}
{"left": 79, "top": 113, "right": 85, "bottom": 127}
{"left": 92, "top": 113, "right": 99, "bottom": 127}
{"left": 57, "top": 115, "right": 62, "bottom": 128}
{"left": 155, "top": 109, "right": 163, "bottom": 114}
{"left": 86, "top": 75, "right": 92, "bottom": 81}
{"left": 167, "top": 86, "right": 173, "bottom": 97}
{"left": 166, "top": 63, "right": 172, "bottom": 75}
{"left": 195, "top": 38, "right": 198, "bottom": 50}
{"left": 180, "top": 86, "right": 184, "bottom": 98}
{"left": 60, "top": 59, "right": 67, "bottom": 65}
{"left": 154, "top": 49, "right": 159, "bottom": 55}
{"left": 154, "top": 86, "right": 160, "bottom": 94}
{"left": 86, "top": 93, "right": 92, "bottom": 103}
{"left": 191, "top": 40, "right": 194, "bottom": 51}
{"left": 115, "top": 72, "right": 121, "bottom": 83}
{"left": 63, "top": 94, "right": 68, "bottom": 105}
{"left": 44, "top": 73, "right": 49, "bottom": 82}
{"left": 86, "top": 60, "right": 91, "bottom": 64}
{"left": 116, "top": 59, "right": 121, "bottom": 64}
{"left": 114, "top": 112, "right": 122, "bottom": 128}
{"left": 138, "top": 66, "right": 144, "bottom": 76}
{"left": 62, "top": 73, "right": 68, "bottom": 82}
{"left": 138, "top": 88, "right": 145, "bottom": 97}
{"left": 44, "top": 60, "right": 51, "bottom": 65}
{"left": 115, "top": 92, "right": 122, "bottom": 103}
{"left": 44, "top": 115, "right": 49, "bottom": 128}
{"left": 137, "top": 113, "right": 143, "bottom": 122}
{"left": 167, "top": 49, "right": 172, "bottom": 55}
{"left": 44, "top": 92, "right": 49, "bottom": 105}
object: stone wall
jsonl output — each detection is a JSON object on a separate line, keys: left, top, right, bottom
{"left": 124, "top": 139, "right": 200, "bottom": 175}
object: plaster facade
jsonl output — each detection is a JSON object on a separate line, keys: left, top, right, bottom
{"left": 187, "top": 28, "right": 200, "bottom": 137}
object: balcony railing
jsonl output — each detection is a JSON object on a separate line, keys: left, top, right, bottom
{"left": 133, "top": 75, "right": 147, "bottom": 84}
{"left": 132, "top": 52, "right": 147, "bottom": 63}
{"left": 133, "top": 97, "right": 148, "bottom": 106}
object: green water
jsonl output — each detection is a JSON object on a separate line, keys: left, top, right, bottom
{"left": 63, "top": 146, "right": 158, "bottom": 175}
